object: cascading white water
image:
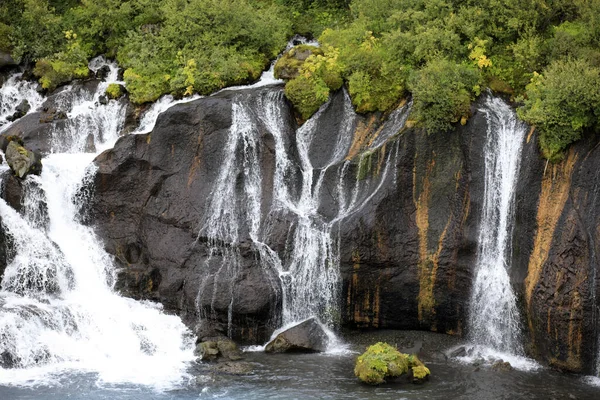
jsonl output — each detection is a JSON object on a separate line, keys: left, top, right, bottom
{"left": 198, "top": 88, "right": 405, "bottom": 350}
{"left": 465, "top": 95, "right": 535, "bottom": 368}
{"left": 0, "top": 57, "right": 194, "bottom": 388}
{"left": 0, "top": 73, "right": 44, "bottom": 131}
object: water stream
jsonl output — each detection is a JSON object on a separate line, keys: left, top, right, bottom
{"left": 464, "top": 95, "right": 536, "bottom": 369}
{"left": 0, "top": 58, "right": 194, "bottom": 389}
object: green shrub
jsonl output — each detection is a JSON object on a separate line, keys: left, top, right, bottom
{"left": 279, "top": 44, "right": 343, "bottom": 119}
{"left": 0, "top": 23, "right": 12, "bottom": 52}
{"left": 408, "top": 58, "right": 480, "bottom": 133}
{"left": 284, "top": 74, "right": 330, "bottom": 120}
{"left": 518, "top": 58, "right": 600, "bottom": 161}
{"left": 33, "top": 31, "right": 89, "bottom": 90}
{"left": 105, "top": 83, "right": 125, "bottom": 99}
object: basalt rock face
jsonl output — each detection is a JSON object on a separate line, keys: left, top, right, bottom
{"left": 88, "top": 88, "right": 487, "bottom": 344}
{"left": 87, "top": 85, "right": 600, "bottom": 373}
{"left": 87, "top": 88, "right": 290, "bottom": 344}
{"left": 337, "top": 101, "right": 487, "bottom": 336}
{"left": 513, "top": 130, "right": 600, "bottom": 374}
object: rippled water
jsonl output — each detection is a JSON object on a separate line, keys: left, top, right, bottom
{"left": 1, "top": 331, "right": 600, "bottom": 400}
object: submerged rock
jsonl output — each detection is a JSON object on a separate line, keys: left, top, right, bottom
{"left": 5, "top": 140, "right": 41, "bottom": 178}
{"left": 491, "top": 360, "right": 513, "bottom": 372}
{"left": 195, "top": 337, "right": 243, "bottom": 362}
{"left": 265, "top": 318, "right": 329, "bottom": 353}
{"left": 211, "top": 361, "right": 254, "bottom": 375}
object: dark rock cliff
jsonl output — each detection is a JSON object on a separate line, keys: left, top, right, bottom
{"left": 84, "top": 85, "right": 600, "bottom": 373}
{"left": 514, "top": 129, "right": 600, "bottom": 373}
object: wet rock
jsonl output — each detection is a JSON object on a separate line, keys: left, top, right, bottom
{"left": 98, "top": 95, "right": 108, "bottom": 105}
{"left": 1, "top": 172, "right": 24, "bottom": 211}
{"left": 195, "top": 337, "right": 243, "bottom": 361}
{"left": 0, "top": 351, "right": 17, "bottom": 368}
{"left": 211, "top": 361, "right": 253, "bottom": 375}
{"left": 6, "top": 100, "right": 31, "bottom": 122}
{"left": 0, "top": 51, "right": 16, "bottom": 69}
{"left": 5, "top": 140, "right": 42, "bottom": 178}
{"left": 265, "top": 318, "right": 329, "bottom": 353}
{"left": 196, "top": 341, "right": 220, "bottom": 361}
{"left": 0, "top": 215, "right": 7, "bottom": 283}
{"left": 95, "top": 65, "right": 111, "bottom": 80}
{"left": 87, "top": 87, "right": 287, "bottom": 344}
{"left": 39, "top": 108, "right": 68, "bottom": 123}
{"left": 491, "top": 360, "right": 513, "bottom": 372}
{"left": 448, "top": 346, "right": 467, "bottom": 358}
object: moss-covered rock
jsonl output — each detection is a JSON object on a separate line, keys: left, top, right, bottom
{"left": 105, "top": 83, "right": 126, "bottom": 100}
{"left": 194, "top": 337, "right": 243, "bottom": 362}
{"left": 354, "top": 342, "right": 430, "bottom": 385}
{"left": 5, "top": 140, "right": 42, "bottom": 179}
{"left": 408, "top": 354, "right": 431, "bottom": 383}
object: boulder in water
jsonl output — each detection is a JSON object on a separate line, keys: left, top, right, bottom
{"left": 265, "top": 318, "right": 329, "bottom": 353}
{"left": 211, "top": 361, "right": 254, "bottom": 375}
{"left": 491, "top": 360, "right": 513, "bottom": 372}
{"left": 194, "top": 337, "right": 243, "bottom": 361}
{"left": 5, "top": 140, "right": 42, "bottom": 178}
{"left": 95, "top": 64, "right": 111, "bottom": 80}
{"left": 354, "top": 342, "right": 430, "bottom": 385}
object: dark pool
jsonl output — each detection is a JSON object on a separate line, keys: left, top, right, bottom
{"left": 1, "top": 331, "right": 599, "bottom": 400}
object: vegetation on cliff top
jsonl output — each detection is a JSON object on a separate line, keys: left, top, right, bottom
{"left": 2, "top": 0, "right": 600, "bottom": 159}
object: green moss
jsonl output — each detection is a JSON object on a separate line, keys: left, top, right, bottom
{"left": 412, "top": 365, "right": 431, "bottom": 380}
{"left": 354, "top": 342, "right": 410, "bottom": 385}
{"left": 105, "top": 83, "right": 125, "bottom": 100}
{"left": 356, "top": 151, "right": 374, "bottom": 180}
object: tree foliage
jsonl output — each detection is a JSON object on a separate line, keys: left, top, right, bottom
{"left": 2, "top": 0, "right": 600, "bottom": 157}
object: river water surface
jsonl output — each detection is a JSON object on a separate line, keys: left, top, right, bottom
{"left": 1, "top": 331, "right": 600, "bottom": 400}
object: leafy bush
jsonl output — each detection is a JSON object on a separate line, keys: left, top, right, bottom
{"left": 117, "top": 0, "right": 291, "bottom": 103}
{"left": 105, "top": 83, "right": 125, "bottom": 99}
{"left": 408, "top": 58, "right": 480, "bottom": 133}
{"left": 277, "top": 44, "right": 343, "bottom": 119}
{"left": 518, "top": 58, "right": 600, "bottom": 161}
{"left": 33, "top": 31, "right": 89, "bottom": 91}
{"left": 284, "top": 74, "right": 330, "bottom": 120}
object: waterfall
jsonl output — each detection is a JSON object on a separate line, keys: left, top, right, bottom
{"left": 0, "top": 73, "right": 44, "bottom": 131}
{"left": 465, "top": 95, "right": 536, "bottom": 369}
{"left": 198, "top": 88, "right": 406, "bottom": 349}
{"left": 0, "top": 57, "right": 194, "bottom": 388}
